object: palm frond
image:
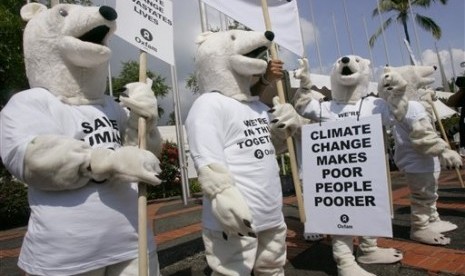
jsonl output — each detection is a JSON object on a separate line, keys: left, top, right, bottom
{"left": 415, "top": 14, "right": 442, "bottom": 39}
{"left": 369, "top": 17, "right": 393, "bottom": 47}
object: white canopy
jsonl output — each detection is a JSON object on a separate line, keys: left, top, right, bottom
{"left": 259, "top": 71, "right": 458, "bottom": 120}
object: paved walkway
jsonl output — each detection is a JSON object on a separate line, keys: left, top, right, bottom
{"left": 1, "top": 170, "right": 465, "bottom": 275}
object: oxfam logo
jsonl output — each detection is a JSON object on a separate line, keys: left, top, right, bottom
{"left": 340, "top": 214, "right": 349, "bottom": 224}
{"left": 140, "top": 28, "right": 153, "bottom": 41}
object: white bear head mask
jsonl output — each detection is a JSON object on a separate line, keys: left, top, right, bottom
{"left": 21, "top": 3, "right": 117, "bottom": 105}
{"left": 194, "top": 30, "right": 274, "bottom": 102}
{"left": 330, "top": 55, "right": 371, "bottom": 104}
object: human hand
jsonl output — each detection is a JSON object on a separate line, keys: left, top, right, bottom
{"left": 262, "top": 59, "right": 284, "bottom": 84}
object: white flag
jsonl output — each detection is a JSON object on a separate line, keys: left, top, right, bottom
{"left": 202, "top": 0, "right": 304, "bottom": 57}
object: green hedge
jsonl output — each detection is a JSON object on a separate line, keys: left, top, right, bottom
{"left": 0, "top": 174, "right": 30, "bottom": 230}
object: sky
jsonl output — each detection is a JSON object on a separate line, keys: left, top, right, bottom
{"left": 93, "top": 0, "right": 465, "bottom": 125}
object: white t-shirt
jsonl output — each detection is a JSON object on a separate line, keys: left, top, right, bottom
{"left": 0, "top": 88, "right": 156, "bottom": 275}
{"left": 300, "top": 96, "right": 392, "bottom": 125}
{"left": 391, "top": 101, "right": 440, "bottom": 173}
{"left": 185, "top": 92, "right": 284, "bottom": 232}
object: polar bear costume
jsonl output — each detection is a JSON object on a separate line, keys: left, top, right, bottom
{"left": 293, "top": 56, "right": 402, "bottom": 276}
{"left": 185, "top": 30, "right": 304, "bottom": 275}
{"left": 378, "top": 66, "right": 462, "bottom": 245}
{"left": 0, "top": 3, "right": 162, "bottom": 275}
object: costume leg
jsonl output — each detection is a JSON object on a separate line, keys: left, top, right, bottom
{"left": 203, "top": 228, "right": 256, "bottom": 276}
{"left": 406, "top": 172, "right": 450, "bottom": 245}
{"left": 254, "top": 223, "right": 287, "bottom": 276}
{"left": 332, "top": 235, "right": 375, "bottom": 276}
{"left": 356, "top": 236, "right": 402, "bottom": 264}
{"left": 427, "top": 172, "right": 458, "bottom": 233}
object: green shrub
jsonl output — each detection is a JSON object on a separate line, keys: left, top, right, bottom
{"left": 189, "top": 178, "right": 202, "bottom": 194}
{"left": 0, "top": 166, "right": 30, "bottom": 230}
{"left": 147, "top": 141, "right": 182, "bottom": 199}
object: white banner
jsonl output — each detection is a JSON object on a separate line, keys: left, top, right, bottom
{"left": 115, "top": 0, "right": 174, "bottom": 65}
{"left": 201, "top": 0, "right": 304, "bottom": 57}
{"left": 302, "top": 114, "right": 392, "bottom": 237}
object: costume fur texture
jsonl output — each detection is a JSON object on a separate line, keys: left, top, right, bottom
{"left": 379, "top": 65, "right": 437, "bottom": 120}
{"left": 21, "top": 3, "right": 116, "bottom": 105}
{"left": 330, "top": 55, "right": 372, "bottom": 104}
{"left": 293, "top": 55, "right": 403, "bottom": 275}
{"left": 186, "top": 29, "right": 300, "bottom": 274}
{"left": 378, "top": 65, "right": 462, "bottom": 246}
{"left": 0, "top": 3, "right": 162, "bottom": 275}
{"left": 195, "top": 30, "right": 273, "bottom": 102}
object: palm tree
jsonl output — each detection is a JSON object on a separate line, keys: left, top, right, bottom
{"left": 369, "top": 0, "right": 448, "bottom": 48}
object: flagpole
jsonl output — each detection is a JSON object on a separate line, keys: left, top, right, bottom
{"left": 449, "top": 45, "right": 457, "bottom": 92}
{"left": 332, "top": 13, "right": 342, "bottom": 58}
{"left": 404, "top": 38, "right": 418, "bottom": 66}
{"left": 171, "top": 64, "right": 190, "bottom": 205}
{"left": 198, "top": 0, "right": 208, "bottom": 32}
{"left": 137, "top": 50, "right": 149, "bottom": 276}
{"left": 435, "top": 43, "right": 449, "bottom": 91}
{"left": 342, "top": 0, "right": 355, "bottom": 55}
{"left": 260, "top": 0, "right": 306, "bottom": 223}
{"left": 308, "top": 0, "right": 322, "bottom": 73}
{"left": 395, "top": 24, "right": 406, "bottom": 65}
{"left": 362, "top": 16, "right": 376, "bottom": 80}
{"left": 407, "top": 0, "right": 423, "bottom": 65}
{"left": 376, "top": 0, "right": 391, "bottom": 65}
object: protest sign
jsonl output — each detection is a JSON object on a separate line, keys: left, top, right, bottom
{"left": 302, "top": 114, "right": 392, "bottom": 237}
{"left": 115, "top": 0, "right": 174, "bottom": 65}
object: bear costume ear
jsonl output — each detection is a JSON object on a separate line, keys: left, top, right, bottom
{"left": 21, "top": 3, "right": 48, "bottom": 22}
{"left": 195, "top": 31, "right": 214, "bottom": 45}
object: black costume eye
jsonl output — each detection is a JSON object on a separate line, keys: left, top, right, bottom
{"left": 231, "top": 34, "right": 236, "bottom": 41}
{"left": 59, "top": 9, "right": 68, "bottom": 17}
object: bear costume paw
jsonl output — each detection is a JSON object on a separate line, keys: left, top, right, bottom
{"left": 410, "top": 228, "right": 451, "bottom": 245}
{"left": 269, "top": 96, "right": 305, "bottom": 140}
{"left": 338, "top": 263, "right": 376, "bottom": 276}
{"left": 356, "top": 247, "right": 403, "bottom": 264}
{"left": 120, "top": 78, "right": 158, "bottom": 123}
{"left": 198, "top": 163, "right": 254, "bottom": 237}
{"left": 294, "top": 58, "right": 312, "bottom": 89}
{"left": 428, "top": 219, "right": 458, "bottom": 233}
{"left": 439, "top": 148, "right": 463, "bottom": 169}
{"left": 90, "top": 146, "right": 162, "bottom": 185}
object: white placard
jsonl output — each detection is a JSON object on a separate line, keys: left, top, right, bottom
{"left": 302, "top": 114, "right": 392, "bottom": 237}
{"left": 115, "top": 0, "right": 174, "bottom": 65}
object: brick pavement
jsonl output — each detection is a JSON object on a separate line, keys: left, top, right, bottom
{"left": 1, "top": 170, "right": 464, "bottom": 275}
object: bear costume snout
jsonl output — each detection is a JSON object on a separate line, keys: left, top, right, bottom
{"left": 77, "top": 6, "right": 117, "bottom": 46}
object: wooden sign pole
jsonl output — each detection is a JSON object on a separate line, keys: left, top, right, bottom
{"left": 260, "top": 0, "right": 306, "bottom": 223}
{"left": 138, "top": 50, "right": 149, "bottom": 276}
